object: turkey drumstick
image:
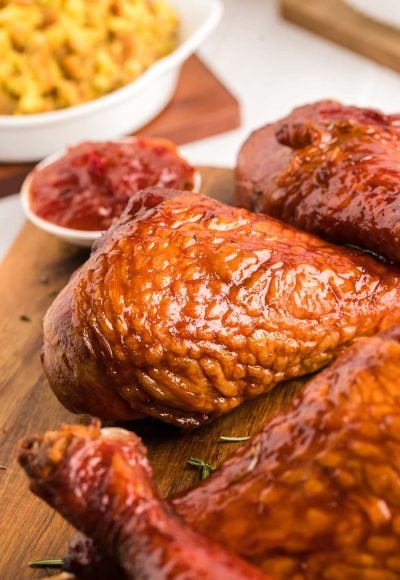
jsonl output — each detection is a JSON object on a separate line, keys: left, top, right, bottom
{"left": 43, "top": 187, "right": 400, "bottom": 427}
{"left": 18, "top": 423, "right": 267, "bottom": 580}
{"left": 21, "top": 325, "right": 400, "bottom": 579}
{"left": 236, "top": 100, "right": 400, "bottom": 262}
{"left": 174, "top": 324, "right": 400, "bottom": 578}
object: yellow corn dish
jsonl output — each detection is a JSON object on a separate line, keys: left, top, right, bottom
{"left": 0, "top": 0, "right": 179, "bottom": 114}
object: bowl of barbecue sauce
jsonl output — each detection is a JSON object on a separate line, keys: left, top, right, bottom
{"left": 21, "top": 137, "right": 200, "bottom": 246}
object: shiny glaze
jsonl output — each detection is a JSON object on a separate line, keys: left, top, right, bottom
{"left": 172, "top": 324, "right": 400, "bottom": 579}
{"left": 18, "top": 423, "right": 267, "bottom": 580}
{"left": 236, "top": 100, "right": 400, "bottom": 262}
{"left": 43, "top": 187, "right": 400, "bottom": 427}
{"left": 26, "top": 326, "right": 400, "bottom": 579}
{"left": 30, "top": 138, "right": 195, "bottom": 231}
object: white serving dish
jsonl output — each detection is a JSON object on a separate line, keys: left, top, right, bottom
{"left": 20, "top": 140, "right": 202, "bottom": 247}
{"left": 345, "top": 0, "right": 400, "bottom": 29}
{"left": 0, "top": 0, "right": 223, "bottom": 162}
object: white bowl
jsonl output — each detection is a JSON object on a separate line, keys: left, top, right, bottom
{"left": 20, "top": 141, "right": 202, "bottom": 247}
{"left": 0, "top": 0, "right": 223, "bottom": 163}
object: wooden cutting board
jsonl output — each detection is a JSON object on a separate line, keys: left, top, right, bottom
{"left": 280, "top": 0, "right": 400, "bottom": 74}
{"left": 0, "top": 56, "right": 241, "bottom": 199}
{"left": 0, "top": 167, "right": 304, "bottom": 579}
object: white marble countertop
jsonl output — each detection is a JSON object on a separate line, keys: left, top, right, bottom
{"left": 2, "top": 0, "right": 400, "bottom": 261}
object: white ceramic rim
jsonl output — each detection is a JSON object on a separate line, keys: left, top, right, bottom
{"left": 20, "top": 138, "right": 202, "bottom": 244}
{"left": 0, "top": 0, "right": 223, "bottom": 129}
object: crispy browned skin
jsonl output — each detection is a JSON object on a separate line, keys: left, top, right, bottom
{"left": 33, "top": 325, "right": 400, "bottom": 579}
{"left": 173, "top": 324, "right": 400, "bottom": 579}
{"left": 43, "top": 187, "right": 400, "bottom": 428}
{"left": 236, "top": 100, "right": 400, "bottom": 262}
{"left": 18, "top": 423, "right": 267, "bottom": 580}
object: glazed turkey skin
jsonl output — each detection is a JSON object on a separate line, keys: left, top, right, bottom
{"left": 23, "top": 325, "right": 400, "bottom": 579}
{"left": 43, "top": 187, "right": 400, "bottom": 428}
{"left": 18, "top": 423, "right": 267, "bottom": 580}
{"left": 236, "top": 100, "right": 400, "bottom": 262}
{"left": 173, "top": 324, "right": 400, "bottom": 578}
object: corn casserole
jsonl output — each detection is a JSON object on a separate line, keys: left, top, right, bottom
{"left": 0, "top": 0, "right": 179, "bottom": 114}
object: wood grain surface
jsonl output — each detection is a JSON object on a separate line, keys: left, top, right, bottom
{"left": 0, "top": 167, "right": 304, "bottom": 579}
{"left": 0, "top": 56, "right": 240, "bottom": 199}
{"left": 280, "top": 0, "right": 400, "bottom": 74}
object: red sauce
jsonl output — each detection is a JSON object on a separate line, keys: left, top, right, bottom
{"left": 29, "top": 138, "right": 196, "bottom": 231}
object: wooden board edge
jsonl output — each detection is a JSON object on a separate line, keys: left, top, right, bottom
{"left": 279, "top": 0, "right": 400, "bottom": 74}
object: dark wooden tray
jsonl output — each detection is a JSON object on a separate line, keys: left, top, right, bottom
{"left": 280, "top": 0, "right": 400, "bottom": 73}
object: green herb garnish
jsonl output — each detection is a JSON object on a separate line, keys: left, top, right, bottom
{"left": 219, "top": 435, "right": 250, "bottom": 442}
{"left": 187, "top": 457, "right": 217, "bottom": 480}
{"left": 29, "top": 558, "right": 64, "bottom": 569}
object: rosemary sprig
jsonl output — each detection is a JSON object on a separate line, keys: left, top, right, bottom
{"left": 29, "top": 558, "right": 64, "bottom": 569}
{"left": 219, "top": 435, "right": 250, "bottom": 442}
{"left": 187, "top": 457, "right": 217, "bottom": 480}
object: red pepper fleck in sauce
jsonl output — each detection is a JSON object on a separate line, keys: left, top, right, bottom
{"left": 29, "top": 138, "right": 196, "bottom": 231}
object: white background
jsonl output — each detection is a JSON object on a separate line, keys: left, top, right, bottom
{"left": 2, "top": 0, "right": 400, "bottom": 261}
